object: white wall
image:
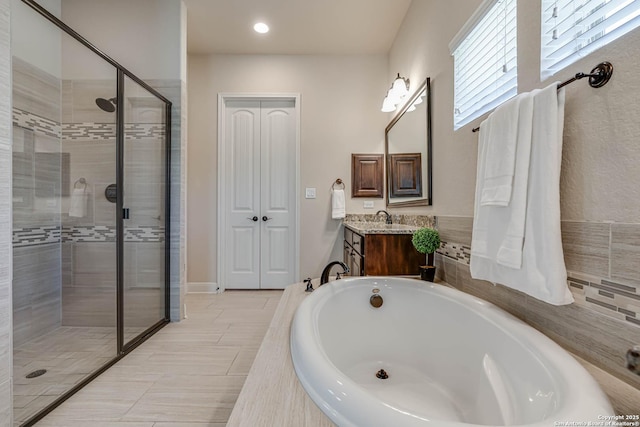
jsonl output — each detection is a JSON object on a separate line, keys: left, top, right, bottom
{"left": 11, "top": 0, "right": 61, "bottom": 78}
{"left": 187, "top": 54, "right": 389, "bottom": 283}
{"left": 61, "top": 0, "right": 182, "bottom": 80}
{"left": 389, "top": 0, "right": 640, "bottom": 222}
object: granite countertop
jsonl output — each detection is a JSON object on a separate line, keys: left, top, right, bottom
{"left": 343, "top": 221, "right": 420, "bottom": 235}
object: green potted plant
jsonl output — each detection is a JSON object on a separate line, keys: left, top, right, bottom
{"left": 411, "top": 227, "right": 441, "bottom": 282}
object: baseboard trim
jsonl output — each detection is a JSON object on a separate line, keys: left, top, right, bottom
{"left": 187, "top": 282, "right": 219, "bottom": 293}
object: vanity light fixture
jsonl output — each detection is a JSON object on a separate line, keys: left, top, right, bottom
{"left": 254, "top": 22, "right": 269, "bottom": 34}
{"left": 381, "top": 73, "right": 410, "bottom": 112}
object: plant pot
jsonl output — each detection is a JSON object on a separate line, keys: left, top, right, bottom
{"left": 419, "top": 265, "right": 436, "bottom": 282}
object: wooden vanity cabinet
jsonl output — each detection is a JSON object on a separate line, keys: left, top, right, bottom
{"left": 343, "top": 227, "right": 423, "bottom": 276}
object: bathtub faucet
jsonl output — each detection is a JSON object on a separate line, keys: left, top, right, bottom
{"left": 320, "top": 261, "right": 350, "bottom": 285}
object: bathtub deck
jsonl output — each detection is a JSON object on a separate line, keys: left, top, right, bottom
{"left": 228, "top": 280, "right": 640, "bottom": 424}
{"left": 226, "top": 281, "right": 334, "bottom": 427}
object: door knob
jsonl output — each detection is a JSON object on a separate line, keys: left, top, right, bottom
{"left": 247, "top": 216, "right": 259, "bottom": 222}
{"left": 262, "top": 216, "right": 272, "bottom": 222}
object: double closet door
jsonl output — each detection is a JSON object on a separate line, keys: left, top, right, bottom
{"left": 224, "top": 99, "right": 297, "bottom": 289}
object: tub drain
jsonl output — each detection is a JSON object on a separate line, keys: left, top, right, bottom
{"left": 25, "top": 369, "right": 46, "bottom": 379}
{"left": 376, "top": 369, "right": 389, "bottom": 379}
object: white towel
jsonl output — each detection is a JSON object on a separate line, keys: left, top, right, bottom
{"left": 472, "top": 92, "right": 534, "bottom": 264}
{"left": 331, "top": 189, "right": 346, "bottom": 219}
{"left": 69, "top": 188, "right": 87, "bottom": 218}
{"left": 470, "top": 83, "right": 574, "bottom": 306}
{"left": 479, "top": 94, "right": 523, "bottom": 206}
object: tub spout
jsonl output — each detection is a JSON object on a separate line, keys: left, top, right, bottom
{"left": 320, "top": 261, "right": 349, "bottom": 285}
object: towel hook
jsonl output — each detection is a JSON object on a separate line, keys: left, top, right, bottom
{"left": 73, "top": 178, "right": 87, "bottom": 190}
{"left": 332, "top": 178, "right": 345, "bottom": 190}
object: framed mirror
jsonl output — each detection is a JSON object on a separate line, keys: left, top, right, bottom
{"left": 385, "top": 77, "right": 432, "bottom": 207}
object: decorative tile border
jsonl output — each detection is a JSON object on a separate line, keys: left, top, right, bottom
{"left": 13, "top": 225, "right": 165, "bottom": 246}
{"left": 13, "top": 108, "right": 61, "bottom": 138}
{"left": 12, "top": 226, "right": 61, "bottom": 247}
{"left": 437, "top": 237, "right": 640, "bottom": 330}
{"left": 567, "top": 271, "right": 640, "bottom": 327}
{"left": 437, "top": 241, "right": 471, "bottom": 265}
{"left": 62, "top": 123, "right": 166, "bottom": 141}
{"left": 62, "top": 123, "right": 115, "bottom": 140}
{"left": 62, "top": 225, "right": 115, "bottom": 242}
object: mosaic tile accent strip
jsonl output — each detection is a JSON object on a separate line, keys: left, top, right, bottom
{"left": 344, "top": 214, "right": 435, "bottom": 228}
{"left": 124, "top": 226, "right": 166, "bottom": 242}
{"left": 14, "top": 225, "right": 165, "bottom": 246}
{"left": 13, "top": 108, "right": 61, "bottom": 138}
{"left": 435, "top": 236, "right": 640, "bottom": 330}
{"left": 12, "top": 226, "right": 61, "bottom": 247}
{"left": 62, "top": 123, "right": 166, "bottom": 141}
{"left": 62, "top": 225, "right": 115, "bottom": 242}
{"left": 437, "top": 241, "right": 471, "bottom": 265}
{"left": 62, "top": 225, "right": 165, "bottom": 242}
{"left": 126, "top": 123, "right": 166, "bottom": 140}
{"left": 63, "top": 123, "right": 115, "bottom": 140}
{"left": 568, "top": 271, "right": 640, "bottom": 326}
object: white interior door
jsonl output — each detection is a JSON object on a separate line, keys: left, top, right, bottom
{"left": 225, "top": 100, "right": 261, "bottom": 289}
{"left": 260, "top": 101, "right": 296, "bottom": 288}
{"left": 223, "top": 98, "right": 296, "bottom": 289}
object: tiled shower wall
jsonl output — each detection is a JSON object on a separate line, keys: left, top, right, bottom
{"left": 60, "top": 78, "right": 166, "bottom": 328}
{"left": 0, "top": 0, "right": 13, "bottom": 422}
{"left": 434, "top": 216, "right": 640, "bottom": 396}
{"left": 148, "top": 79, "right": 186, "bottom": 322}
{"left": 11, "top": 57, "right": 63, "bottom": 348}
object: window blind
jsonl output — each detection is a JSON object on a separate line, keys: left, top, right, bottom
{"left": 451, "top": 0, "right": 518, "bottom": 131}
{"left": 542, "top": 0, "right": 640, "bottom": 79}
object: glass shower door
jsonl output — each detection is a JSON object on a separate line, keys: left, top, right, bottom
{"left": 121, "top": 75, "right": 168, "bottom": 347}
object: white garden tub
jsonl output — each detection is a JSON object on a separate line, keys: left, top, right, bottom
{"left": 290, "top": 277, "right": 614, "bottom": 427}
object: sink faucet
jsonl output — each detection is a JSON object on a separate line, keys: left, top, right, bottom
{"left": 320, "top": 261, "right": 350, "bottom": 285}
{"left": 376, "top": 210, "right": 392, "bottom": 224}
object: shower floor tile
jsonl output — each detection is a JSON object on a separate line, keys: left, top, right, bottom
{"left": 13, "top": 326, "right": 146, "bottom": 426}
{"left": 28, "top": 290, "right": 283, "bottom": 426}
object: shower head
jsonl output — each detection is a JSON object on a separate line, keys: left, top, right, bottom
{"left": 95, "top": 97, "right": 117, "bottom": 113}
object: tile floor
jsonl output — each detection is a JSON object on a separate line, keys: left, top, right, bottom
{"left": 14, "top": 327, "right": 117, "bottom": 425}
{"left": 31, "top": 290, "right": 283, "bottom": 427}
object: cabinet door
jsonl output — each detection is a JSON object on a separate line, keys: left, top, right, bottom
{"left": 343, "top": 241, "right": 352, "bottom": 273}
{"left": 352, "top": 252, "right": 363, "bottom": 276}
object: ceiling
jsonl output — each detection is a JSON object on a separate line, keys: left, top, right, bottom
{"left": 182, "top": 0, "right": 413, "bottom": 55}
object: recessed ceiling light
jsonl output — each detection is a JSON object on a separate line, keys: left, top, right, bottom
{"left": 254, "top": 22, "right": 269, "bottom": 34}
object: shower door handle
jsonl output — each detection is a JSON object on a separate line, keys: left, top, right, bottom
{"left": 122, "top": 208, "right": 130, "bottom": 220}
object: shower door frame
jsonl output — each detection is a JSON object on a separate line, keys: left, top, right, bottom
{"left": 18, "top": 1, "right": 172, "bottom": 426}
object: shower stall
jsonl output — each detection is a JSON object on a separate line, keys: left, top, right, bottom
{"left": 11, "top": 1, "right": 171, "bottom": 425}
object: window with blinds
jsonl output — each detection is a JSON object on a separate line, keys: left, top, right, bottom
{"left": 450, "top": 0, "right": 517, "bottom": 131}
{"left": 542, "top": 0, "right": 640, "bottom": 79}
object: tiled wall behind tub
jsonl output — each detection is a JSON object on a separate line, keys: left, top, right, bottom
{"left": 434, "top": 216, "right": 640, "bottom": 399}
{"left": 11, "top": 57, "right": 63, "bottom": 347}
